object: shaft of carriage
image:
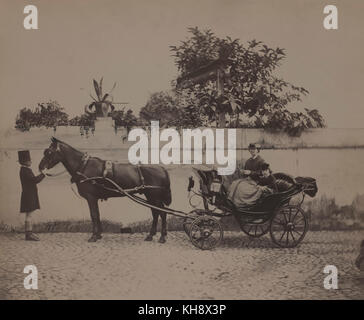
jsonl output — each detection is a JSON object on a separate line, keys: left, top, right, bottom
{"left": 78, "top": 174, "right": 225, "bottom": 250}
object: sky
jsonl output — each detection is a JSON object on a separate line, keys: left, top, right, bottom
{"left": 0, "top": 0, "right": 363, "bottom": 130}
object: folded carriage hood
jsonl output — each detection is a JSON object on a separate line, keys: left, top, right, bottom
{"left": 295, "top": 176, "right": 318, "bottom": 197}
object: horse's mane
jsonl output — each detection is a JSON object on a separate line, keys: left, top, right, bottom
{"left": 52, "top": 138, "right": 107, "bottom": 163}
{"left": 52, "top": 137, "right": 83, "bottom": 155}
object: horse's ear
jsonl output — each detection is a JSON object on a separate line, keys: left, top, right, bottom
{"left": 51, "top": 137, "right": 60, "bottom": 144}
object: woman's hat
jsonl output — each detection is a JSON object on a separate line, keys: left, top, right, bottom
{"left": 18, "top": 150, "right": 31, "bottom": 163}
{"left": 248, "top": 143, "right": 261, "bottom": 150}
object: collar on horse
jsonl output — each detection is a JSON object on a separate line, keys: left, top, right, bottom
{"left": 71, "top": 153, "right": 90, "bottom": 183}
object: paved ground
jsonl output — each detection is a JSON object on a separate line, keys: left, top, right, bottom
{"left": 0, "top": 231, "right": 363, "bottom": 300}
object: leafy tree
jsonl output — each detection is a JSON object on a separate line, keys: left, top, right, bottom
{"left": 170, "top": 27, "right": 325, "bottom": 134}
{"left": 139, "top": 92, "right": 180, "bottom": 127}
{"left": 15, "top": 100, "right": 69, "bottom": 131}
{"left": 139, "top": 91, "right": 206, "bottom": 129}
{"left": 110, "top": 108, "right": 138, "bottom": 128}
{"left": 69, "top": 114, "right": 95, "bottom": 127}
{"left": 15, "top": 108, "right": 33, "bottom": 131}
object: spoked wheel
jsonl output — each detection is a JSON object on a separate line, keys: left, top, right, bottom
{"left": 270, "top": 205, "right": 308, "bottom": 248}
{"left": 183, "top": 218, "right": 192, "bottom": 237}
{"left": 189, "top": 216, "right": 223, "bottom": 250}
{"left": 183, "top": 209, "right": 206, "bottom": 237}
{"left": 241, "top": 222, "right": 270, "bottom": 238}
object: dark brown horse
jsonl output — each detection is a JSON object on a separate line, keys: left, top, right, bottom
{"left": 39, "top": 138, "right": 172, "bottom": 243}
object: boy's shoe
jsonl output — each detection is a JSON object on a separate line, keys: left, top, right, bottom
{"left": 25, "top": 232, "right": 40, "bottom": 241}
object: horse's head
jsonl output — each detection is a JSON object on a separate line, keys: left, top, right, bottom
{"left": 39, "top": 137, "right": 63, "bottom": 171}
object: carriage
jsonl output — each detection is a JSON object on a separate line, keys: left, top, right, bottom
{"left": 181, "top": 167, "right": 318, "bottom": 250}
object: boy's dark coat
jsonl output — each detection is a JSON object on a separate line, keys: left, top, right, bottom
{"left": 19, "top": 166, "right": 45, "bottom": 213}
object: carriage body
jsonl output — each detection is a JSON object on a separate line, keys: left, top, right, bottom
{"left": 185, "top": 167, "right": 315, "bottom": 249}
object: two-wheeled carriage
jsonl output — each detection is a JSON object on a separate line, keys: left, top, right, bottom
{"left": 181, "top": 167, "right": 317, "bottom": 250}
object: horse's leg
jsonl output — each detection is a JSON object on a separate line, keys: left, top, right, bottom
{"left": 94, "top": 200, "right": 102, "bottom": 239}
{"left": 145, "top": 209, "right": 159, "bottom": 241}
{"left": 159, "top": 211, "right": 167, "bottom": 244}
{"left": 86, "top": 196, "right": 102, "bottom": 242}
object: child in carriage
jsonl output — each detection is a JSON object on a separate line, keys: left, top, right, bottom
{"left": 258, "top": 162, "right": 278, "bottom": 194}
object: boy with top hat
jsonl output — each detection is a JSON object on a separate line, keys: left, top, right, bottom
{"left": 18, "top": 150, "right": 46, "bottom": 241}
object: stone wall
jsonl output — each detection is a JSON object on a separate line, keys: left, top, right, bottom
{"left": 1, "top": 127, "right": 364, "bottom": 227}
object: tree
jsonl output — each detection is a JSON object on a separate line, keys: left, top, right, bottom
{"left": 170, "top": 27, "right": 325, "bottom": 134}
{"left": 110, "top": 108, "right": 138, "bottom": 128}
{"left": 69, "top": 114, "right": 95, "bottom": 127}
{"left": 139, "top": 92, "right": 179, "bottom": 127}
{"left": 15, "top": 100, "right": 69, "bottom": 131}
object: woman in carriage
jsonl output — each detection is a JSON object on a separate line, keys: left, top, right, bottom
{"left": 227, "top": 161, "right": 278, "bottom": 210}
{"left": 227, "top": 143, "right": 278, "bottom": 210}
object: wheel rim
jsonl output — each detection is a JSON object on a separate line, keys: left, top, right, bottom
{"left": 183, "top": 218, "right": 192, "bottom": 237}
{"left": 241, "top": 223, "right": 270, "bottom": 238}
{"left": 270, "top": 205, "right": 308, "bottom": 248}
{"left": 189, "top": 216, "right": 223, "bottom": 250}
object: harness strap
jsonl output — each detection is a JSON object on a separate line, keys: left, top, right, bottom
{"left": 136, "top": 165, "right": 145, "bottom": 187}
{"left": 71, "top": 153, "right": 90, "bottom": 183}
{"left": 103, "top": 160, "right": 113, "bottom": 178}
{"left": 77, "top": 173, "right": 163, "bottom": 193}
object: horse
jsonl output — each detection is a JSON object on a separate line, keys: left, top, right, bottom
{"left": 38, "top": 137, "right": 172, "bottom": 243}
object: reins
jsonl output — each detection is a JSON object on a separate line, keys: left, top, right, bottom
{"left": 44, "top": 169, "right": 68, "bottom": 177}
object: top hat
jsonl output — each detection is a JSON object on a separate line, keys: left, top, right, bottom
{"left": 18, "top": 150, "right": 31, "bottom": 164}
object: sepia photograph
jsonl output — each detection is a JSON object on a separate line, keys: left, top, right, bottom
{"left": 0, "top": 0, "right": 363, "bottom": 302}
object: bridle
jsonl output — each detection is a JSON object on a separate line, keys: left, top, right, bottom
{"left": 43, "top": 142, "right": 92, "bottom": 182}
{"left": 42, "top": 143, "right": 67, "bottom": 177}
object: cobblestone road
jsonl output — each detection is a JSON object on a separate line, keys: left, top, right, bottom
{"left": 0, "top": 231, "right": 363, "bottom": 300}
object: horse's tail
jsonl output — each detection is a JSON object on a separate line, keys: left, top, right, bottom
{"left": 162, "top": 167, "right": 172, "bottom": 206}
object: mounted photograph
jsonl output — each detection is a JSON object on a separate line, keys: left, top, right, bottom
{"left": 0, "top": 0, "right": 363, "bottom": 300}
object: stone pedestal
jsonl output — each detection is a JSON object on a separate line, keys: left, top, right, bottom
{"left": 94, "top": 117, "right": 115, "bottom": 132}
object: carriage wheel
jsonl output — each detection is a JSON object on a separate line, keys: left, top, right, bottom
{"left": 270, "top": 205, "right": 308, "bottom": 248}
{"left": 183, "top": 218, "right": 192, "bottom": 237}
{"left": 241, "top": 222, "right": 270, "bottom": 238}
{"left": 189, "top": 216, "right": 223, "bottom": 250}
{"left": 183, "top": 210, "right": 205, "bottom": 237}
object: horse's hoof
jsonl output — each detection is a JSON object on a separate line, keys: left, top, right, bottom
{"left": 158, "top": 237, "right": 166, "bottom": 244}
{"left": 88, "top": 235, "right": 98, "bottom": 242}
{"left": 144, "top": 235, "right": 153, "bottom": 241}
